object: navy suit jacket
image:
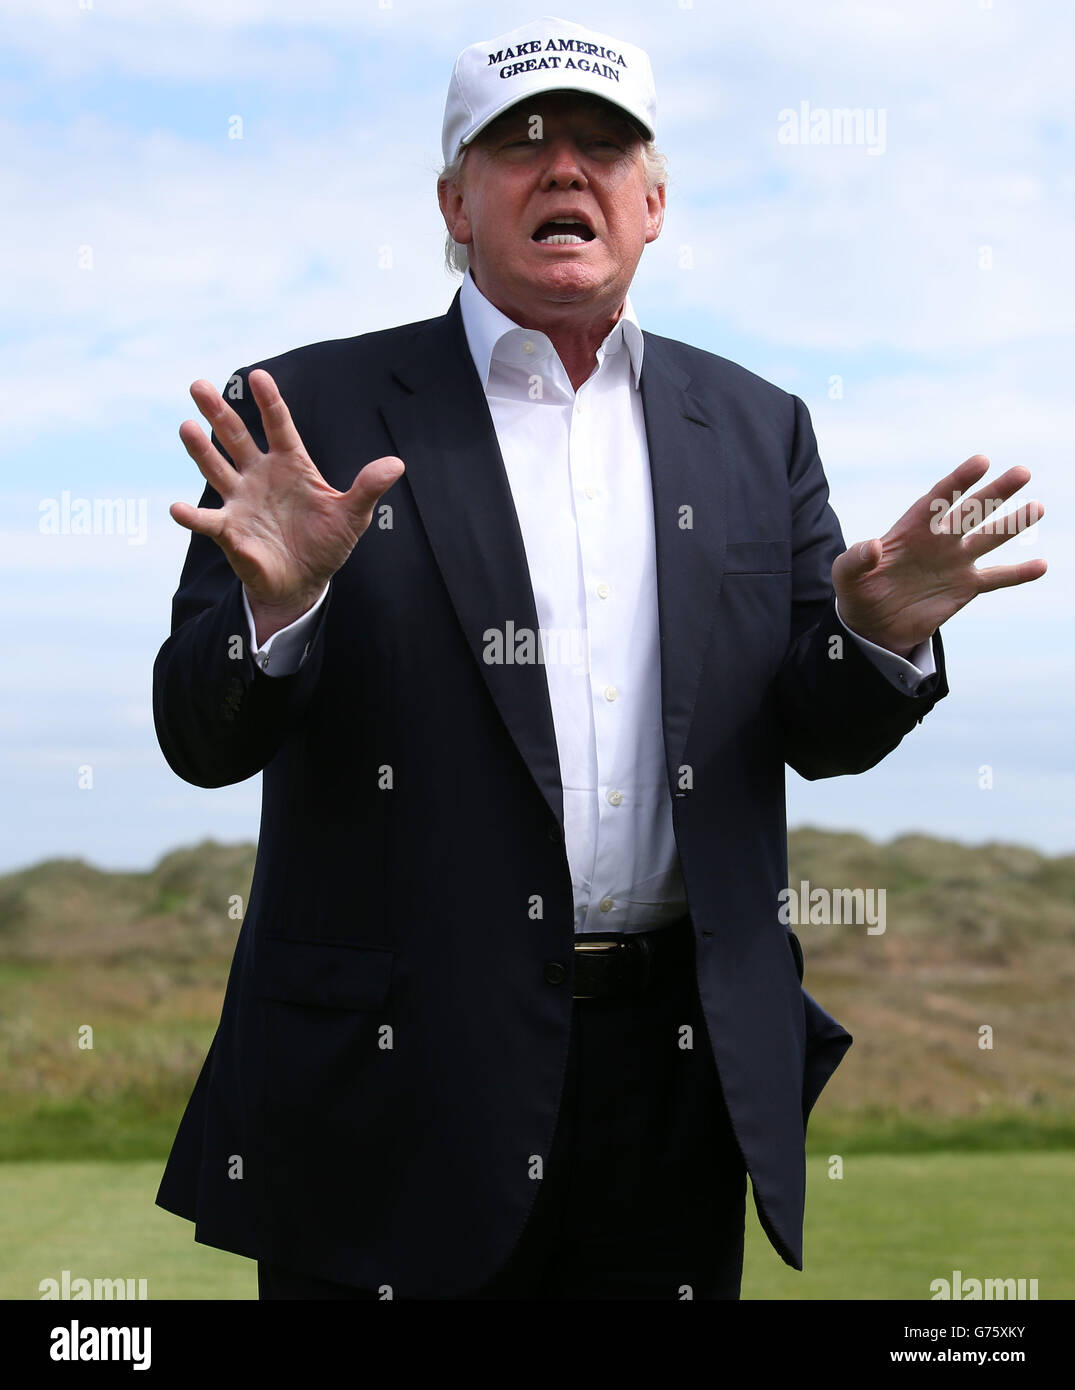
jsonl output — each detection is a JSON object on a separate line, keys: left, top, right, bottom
{"left": 153, "top": 287, "right": 948, "bottom": 1297}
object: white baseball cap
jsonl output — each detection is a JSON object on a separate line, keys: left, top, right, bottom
{"left": 441, "top": 15, "right": 657, "bottom": 167}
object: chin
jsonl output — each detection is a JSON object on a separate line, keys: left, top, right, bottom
{"left": 524, "top": 260, "right": 602, "bottom": 300}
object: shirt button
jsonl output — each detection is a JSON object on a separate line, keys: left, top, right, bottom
{"left": 599, "top": 897, "right": 614, "bottom": 913}
{"left": 544, "top": 961, "right": 567, "bottom": 985}
{"left": 596, "top": 582, "right": 610, "bottom": 599}
{"left": 608, "top": 789, "right": 623, "bottom": 806}
{"left": 523, "top": 341, "right": 535, "bottom": 354}
{"left": 584, "top": 485, "right": 596, "bottom": 500}
{"left": 604, "top": 686, "right": 618, "bottom": 702}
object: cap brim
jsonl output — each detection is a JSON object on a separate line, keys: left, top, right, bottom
{"left": 461, "top": 86, "right": 654, "bottom": 149}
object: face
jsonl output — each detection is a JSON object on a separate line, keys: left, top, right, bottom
{"left": 438, "top": 91, "right": 664, "bottom": 327}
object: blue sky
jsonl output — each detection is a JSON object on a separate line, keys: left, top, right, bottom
{"left": 1, "top": 0, "right": 1072, "bottom": 873}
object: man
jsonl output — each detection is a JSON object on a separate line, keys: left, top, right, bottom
{"left": 154, "top": 17, "right": 1044, "bottom": 1300}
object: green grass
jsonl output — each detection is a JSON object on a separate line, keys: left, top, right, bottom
{"left": 0, "top": 1160, "right": 254, "bottom": 1300}
{"left": 1, "top": 1153, "right": 1070, "bottom": 1300}
{"left": 805, "top": 1107, "right": 1075, "bottom": 1154}
{"left": 0, "top": 1096, "right": 200, "bottom": 1163}
{"left": 743, "top": 1152, "right": 1073, "bottom": 1299}
{"left": 5, "top": 1095, "right": 1073, "bottom": 1163}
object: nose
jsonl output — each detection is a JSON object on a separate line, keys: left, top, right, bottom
{"left": 539, "top": 138, "right": 589, "bottom": 190}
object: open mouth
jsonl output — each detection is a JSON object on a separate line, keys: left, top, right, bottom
{"left": 531, "top": 217, "right": 596, "bottom": 246}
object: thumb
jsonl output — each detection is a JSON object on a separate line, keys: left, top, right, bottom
{"left": 344, "top": 455, "right": 406, "bottom": 515}
{"left": 832, "top": 537, "right": 881, "bottom": 585}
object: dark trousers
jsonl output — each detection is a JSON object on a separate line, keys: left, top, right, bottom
{"left": 258, "top": 919, "right": 747, "bottom": 1300}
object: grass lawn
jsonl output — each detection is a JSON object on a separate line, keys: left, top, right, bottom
{"left": 1, "top": 1152, "right": 1069, "bottom": 1300}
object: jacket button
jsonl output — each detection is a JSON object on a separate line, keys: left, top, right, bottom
{"left": 544, "top": 962, "right": 567, "bottom": 985}
{"left": 547, "top": 823, "right": 562, "bottom": 843}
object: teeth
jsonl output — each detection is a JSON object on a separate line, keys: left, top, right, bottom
{"left": 538, "top": 234, "right": 586, "bottom": 245}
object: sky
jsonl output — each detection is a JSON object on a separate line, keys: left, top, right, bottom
{"left": 1, "top": 0, "right": 1072, "bottom": 874}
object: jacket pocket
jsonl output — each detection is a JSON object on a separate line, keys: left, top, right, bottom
{"left": 724, "top": 539, "right": 791, "bottom": 574}
{"left": 255, "top": 936, "right": 394, "bottom": 1011}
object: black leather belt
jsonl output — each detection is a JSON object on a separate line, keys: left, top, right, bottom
{"left": 572, "top": 917, "right": 693, "bottom": 999}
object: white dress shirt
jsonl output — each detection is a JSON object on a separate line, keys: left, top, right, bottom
{"left": 243, "top": 269, "right": 935, "bottom": 934}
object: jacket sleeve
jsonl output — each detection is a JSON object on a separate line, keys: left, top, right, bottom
{"left": 152, "top": 366, "right": 333, "bottom": 788}
{"left": 775, "top": 394, "right": 949, "bottom": 780}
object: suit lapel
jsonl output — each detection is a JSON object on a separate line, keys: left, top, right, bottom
{"left": 378, "top": 293, "right": 729, "bottom": 826}
{"left": 639, "top": 336, "right": 728, "bottom": 788}
{"left": 378, "top": 294, "right": 565, "bottom": 830}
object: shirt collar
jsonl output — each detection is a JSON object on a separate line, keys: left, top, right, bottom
{"left": 459, "top": 266, "right": 645, "bottom": 391}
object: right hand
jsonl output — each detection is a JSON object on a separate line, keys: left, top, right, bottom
{"left": 172, "top": 369, "right": 405, "bottom": 640}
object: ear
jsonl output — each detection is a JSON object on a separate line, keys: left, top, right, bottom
{"left": 438, "top": 175, "right": 474, "bottom": 247}
{"left": 644, "top": 181, "right": 666, "bottom": 246}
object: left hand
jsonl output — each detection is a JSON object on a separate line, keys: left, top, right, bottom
{"left": 833, "top": 455, "right": 1046, "bottom": 658}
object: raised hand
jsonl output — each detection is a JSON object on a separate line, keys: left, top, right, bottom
{"left": 172, "top": 369, "right": 405, "bottom": 643}
{"left": 832, "top": 455, "right": 1046, "bottom": 658}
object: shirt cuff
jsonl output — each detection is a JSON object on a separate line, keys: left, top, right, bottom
{"left": 242, "top": 583, "right": 330, "bottom": 677}
{"left": 834, "top": 599, "right": 937, "bottom": 695}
